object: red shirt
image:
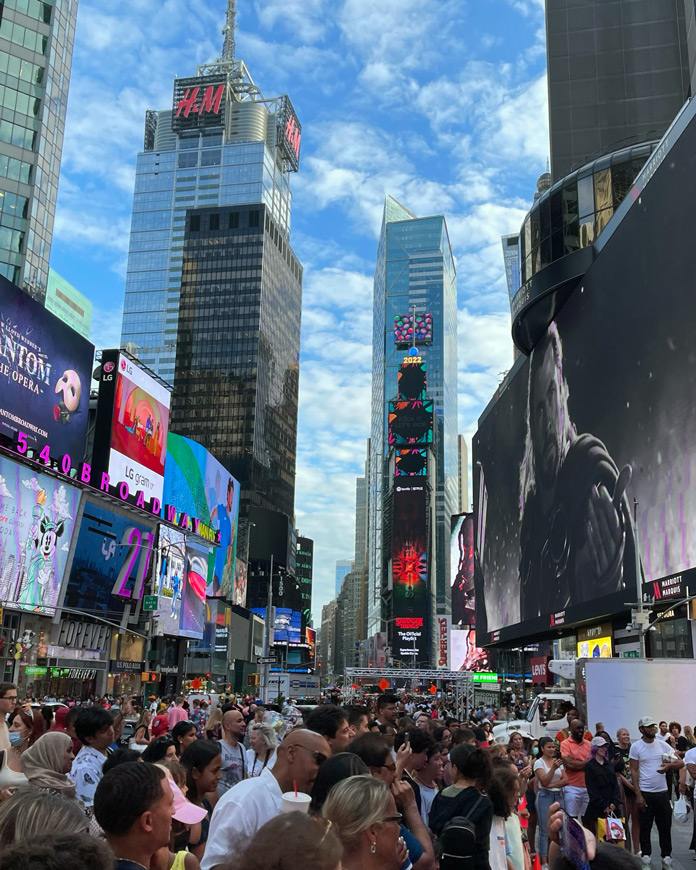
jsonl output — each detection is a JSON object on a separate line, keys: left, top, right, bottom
{"left": 560, "top": 736, "right": 591, "bottom": 788}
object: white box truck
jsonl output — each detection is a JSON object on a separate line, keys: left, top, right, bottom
{"left": 492, "top": 658, "right": 696, "bottom": 743}
{"left": 266, "top": 672, "right": 321, "bottom": 702}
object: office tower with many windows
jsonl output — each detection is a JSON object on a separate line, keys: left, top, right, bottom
{"left": 335, "top": 559, "right": 352, "bottom": 597}
{"left": 0, "top": 0, "right": 78, "bottom": 299}
{"left": 368, "top": 196, "right": 458, "bottom": 666}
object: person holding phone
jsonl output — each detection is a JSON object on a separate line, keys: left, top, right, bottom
{"left": 535, "top": 737, "right": 569, "bottom": 868}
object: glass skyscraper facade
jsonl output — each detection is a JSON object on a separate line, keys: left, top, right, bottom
{"left": 368, "top": 196, "right": 458, "bottom": 658}
{"left": 0, "top": 0, "right": 78, "bottom": 300}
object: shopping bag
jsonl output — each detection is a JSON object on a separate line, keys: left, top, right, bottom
{"left": 598, "top": 814, "right": 626, "bottom": 846}
{"left": 674, "top": 796, "right": 692, "bottom": 824}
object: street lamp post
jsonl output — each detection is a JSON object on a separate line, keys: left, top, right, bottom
{"left": 261, "top": 554, "right": 273, "bottom": 703}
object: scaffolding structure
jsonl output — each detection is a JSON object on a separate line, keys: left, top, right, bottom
{"left": 344, "top": 668, "right": 475, "bottom": 717}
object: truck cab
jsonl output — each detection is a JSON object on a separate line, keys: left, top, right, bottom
{"left": 492, "top": 691, "right": 575, "bottom": 743}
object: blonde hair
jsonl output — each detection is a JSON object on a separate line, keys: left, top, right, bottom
{"left": 321, "top": 775, "right": 391, "bottom": 852}
{"left": 205, "top": 706, "right": 223, "bottom": 734}
{"left": 0, "top": 787, "right": 88, "bottom": 848}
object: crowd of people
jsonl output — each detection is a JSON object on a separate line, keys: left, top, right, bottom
{"left": 0, "top": 682, "right": 693, "bottom": 870}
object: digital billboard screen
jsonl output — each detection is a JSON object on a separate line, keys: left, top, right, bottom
{"left": 153, "top": 525, "right": 186, "bottom": 637}
{"left": 0, "top": 455, "right": 80, "bottom": 614}
{"left": 180, "top": 541, "right": 208, "bottom": 639}
{"left": 388, "top": 400, "right": 433, "bottom": 446}
{"left": 251, "top": 607, "right": 302, "bottom": 644}
{"left": 232, "top": 558, "right": 247, "bottom": 607}
{"left": 394, "top": 312, "right": 433, "bottom": 346}
{"left": 392, "top": 484, "right": 429, "bottom": 662}
{"left": 0, "top": 274, "right": 94, "bottom": 463}
{"left": 62, "top": 500, "right": 156, "bottom": 617}
{"left": 450, "top": 513, "right": 475, "bottom": 626}
{"left": 162, "top": 432, "right": 240, "bottom": 598}
{"left": 398, "top": 361, "right": 427, "bottom": 401}
{"left": 396, "top": 448, "right": 427, "bottom": 476}
{"left": 474, "top": 103, "right": 696, "bottom": 644}
{"left": 450, "top": 628, "right": 488, "bottom": 671}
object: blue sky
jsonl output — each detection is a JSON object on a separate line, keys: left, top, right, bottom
{"left": 49, "top": 0, "right": 549, "bottom": 623}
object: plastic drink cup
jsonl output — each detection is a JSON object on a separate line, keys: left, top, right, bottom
{"left": 281, "top": 791, "right": 311, "bottom": 813}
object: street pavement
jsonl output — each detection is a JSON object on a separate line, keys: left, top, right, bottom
{"left": 646, "top": 815, "right": 694, "bottom": 870}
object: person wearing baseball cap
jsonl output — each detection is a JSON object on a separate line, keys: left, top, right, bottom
{"left": 629, "top": 716, "right": 684, "bottom": 868}
{"left": 584, "top": 736, "right": 622, "bottom": 834}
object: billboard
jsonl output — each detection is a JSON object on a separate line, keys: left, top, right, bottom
{"left": 0, "top": 274, "right": 94, "bottom": 463}
{"left": 162, "top": 432, "right": 239, "bottom": 597}
{"left": 388, "top": 400, "right": 433, "bottom": 446}
{"left": 62, "top": 500, "right": 156, "bottom": 617}
{"left": 436, "top": 614, "right": 450, "bottom": 668}
{"left": 153, "top": 525, "right": 186, "bottom": 637}
{"left": 394, "top": 312, "right": 433, "bottom": 346}
{"left": 180, "top": 541, "right": 208, "bottom": 639}
{"left": 398, "top": 360, "right": 427, "bottom": 401}
{"left": 93, "top": 351, "right": 170, "bottom": 512}
{"left": 450, "top": 513, "right": 475, "bottom": 626}
{"left": 474, "top": 101, "right": 696, "bottom": 644}
{"left": 450, "top": 628, "right": 488, "bottom": 671}
{"left": 396, "top": 448, "right": 427, "bottom": 477}
{"left": 251, "top": 606, "right": 302, "bottom": 644}
{"left": 172, "top": 75, "right": 226, "bottom": 134}
{"left": 232, "top": 558, "right": 247, "bottom": 607}
{"left": 0, "top": 455, "right": 80, "bottom": 614}
{"left": 276, "top": 94, "right": 301, "bottom": 172}
{"left": 391, "top": 484, "right": 429, "bottom": 663}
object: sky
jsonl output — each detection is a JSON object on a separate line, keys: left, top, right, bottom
{"left": 49, "top": 0, "right": 550, "bottom": 625}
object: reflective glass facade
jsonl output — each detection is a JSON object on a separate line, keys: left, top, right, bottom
{"left": 120, "top": 126, "right": 292, "bottom": 385}
{"left": 368, "top": 198, "right": 458, "bottom": 645}
{"left": 170, "top": 204, "right": 302, "bottom": 522}
{"left": 0, "top": 0, "right": 78, "bottom": 300}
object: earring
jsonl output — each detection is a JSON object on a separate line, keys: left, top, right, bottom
{"left": 370, "top": 842, "right": 377, "bottom": 854}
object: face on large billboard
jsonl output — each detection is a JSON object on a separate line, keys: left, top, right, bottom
{"left": 154, "top": 525, "right": 186, "bottom": 636}
{"left": 392, "top": 484, "right": 429, "bottom": 662}
{"left": 450, "top": 513, "right": 475, "bottom": 626}
{"left": 0, "top": 275, "right": 94, "bottom": 462}
{"left": 0, "top": 455, "right": 80, "bottom": 614}
{"left": 179, "top": 541, "right": 208, "bottom": 639}
{"left": 162, "top": 433, "right": 240, "bottom": 598}
{"left": 62, "top": 500, "right": 156, "bottom": 617}
{"left": 474, "top": 107, "right": 696, "bottom": 643}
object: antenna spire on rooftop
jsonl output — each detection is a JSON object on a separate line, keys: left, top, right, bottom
{"left": 222, "top": 0, "right": 236, "bottom": 62}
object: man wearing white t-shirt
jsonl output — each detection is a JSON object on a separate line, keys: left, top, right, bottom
{"left": 629, "top": 715, "right": 683, "bottom": 868}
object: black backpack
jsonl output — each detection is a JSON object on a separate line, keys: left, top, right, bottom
{"left": 438, "top": 794, "right": 484, "bottom": 870}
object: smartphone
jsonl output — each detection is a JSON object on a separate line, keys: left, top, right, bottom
{"left": 558, "top": 812, "right": 590, "bottom": 870}
{"left": 404, "top": 732, "right": 410, "bottom": 748}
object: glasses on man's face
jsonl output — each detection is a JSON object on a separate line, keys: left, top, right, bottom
{"left": 2, "top": 696, "right": 17, "bottom": 703}
{"left": 381, "top": 814, "right": 403, "bottom": 825}
{"left": 295, "top": 745, "right": 328, "bottom": 765}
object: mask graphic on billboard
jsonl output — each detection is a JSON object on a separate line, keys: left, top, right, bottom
{"left": 396, "top": 448, "right": 427, "bottom": 476}
{"left": 0, "top": 275, "right": 94, "bottom": 462}
{"left": 154, "top": 525, "right": 186, "bottom": 636}
{"left": 392, "top": 485, "right": 429, "bottom": 662}
{"left": 0, "top": 455, "right": 80, "bottom": 614}
{"left": 162, "top": 433, "right": 240, "bottom": 598}
{"left": 388, "top": 400, "right": 433, "bottom": 446}
{"left": 450, "top": 513, "right": 475, "bottom": 626}
{"left": 180, "top": 542, "right": 208, "bottom": 639}
{"left": 63, "top": 501, "right": 155, "bottom": 616}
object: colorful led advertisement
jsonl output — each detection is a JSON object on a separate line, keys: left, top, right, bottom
{"left": 398, "top": 360, "right": 427, "bottom": 401}
{"left": 62, "top": 500, "right": 156, "bottom": 617}
{"left": 450, "top": 513, "right": 475, "bottom": 626}
{"left": 396, "top": 448, "right": 427, "bottom": 476}
{"left": 0, "top": 455, "right": 80, "bottom": 614}
{"left": 180, "top": 541, "right": 208, "bottom": 639}
{"left": 394, "top": 312, "right": 433, "bottom": 346}
{"left": 391, "top": 484, "right": 429, "bottom": 662}
{"left": 388, "top": 400, "right": 433, "bottom": 446}
{"left": 162, "top": 433, "right": 240, "bottom": 598}
{"left": 0, "top": 274, "right": 94, "bottom": 463}
{"left": 251, "top": 607, "right": 302, "bottom": 644}
{"left": 232, "top": 558, "right": 247, "bottom": 607}
{"left": 92, "top": 351, "right": 170, "bottom": 512}
{"left": 450, "top": 628, "right": 488, "bottom": 671}
{"left": 153, "top": 525, "right": 186, "bottom": 637}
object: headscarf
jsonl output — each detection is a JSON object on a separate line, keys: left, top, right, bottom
{"left": 21, "top": 732, "right": 76, "bottom": 797}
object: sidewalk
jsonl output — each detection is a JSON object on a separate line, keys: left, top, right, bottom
{"left": 647, "top": 817, "right": 693, "bottom": 870}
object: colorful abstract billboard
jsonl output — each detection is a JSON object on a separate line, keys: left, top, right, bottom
{"left": 388, "top": 400, "right": 433, "bottom": 446}
{"left": 0, "top": 274, "right": 94, "bottom": 463}
{"left": 232, "top": 558, "right": 247, "bottom": 607}
{"left": 398, "top": 360, "right": 427, "bottom": 401}
{"left": 92, "top": 351, "right": 170, "bottom": 512}
{"left": 62, "top": 500, "right": 156, "bottom": 617}
{"left": 450, "top": 628, "right": 488, "bottom": 671}
{"left": 180, "top": 541, "right": 208, "bottom": 639}
{"left": 153, "top": 525, "right": 186, "bottom": 637}
{"left": 392, "top": 484, "right": 429, "bottom": 663}
{"left": 450, "top": 513, "right": 475, "bottom": 626}
{"left": 0, "top": 455, "right": 80, "bottom": 614}
{"left": 394, "top": 312, "right": 433, "bottom": 346}
{"left": 396, "top": 448, "right": 427, "bottom": 476}
{"left": 162, "top": 433, "right": 240, "bottom": 598}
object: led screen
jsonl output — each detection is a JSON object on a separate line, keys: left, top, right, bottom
{"left": 392, "top": 484, "right": 429, "bottom": 662}
{"left": 450, "top": 628, "right": 488, "bottom": 671}
{"left": 388, "top": 400, "right": 433, "bottom": 446}
{"left": 474, "top": 103, "right": 696, "bottom": 644}
{"left": 394, "top": 312, "right": 433, "bottom": 345}
{"left": 450, "top": 513, "right": 475, "bottom": 626}
{"left": 62, "top": 500, "right": 156, "bottom": 617}
{"left": 153, "top": 525, "right": 186, "bottom": 637}
{"left": 232, "top": 558, "right": 247, "bottom": 607}
{"left": 0, "top": 274, "right": 94, "bottom": 462}
{"left": 180, "top": 541, "right": 208, "bottom": 639}
{"left": 0, "top": 455, "right": 80, "bottom": 614}
{"left": 396, "top": 448, "right": 427, "bottom": 476}
{"left": 398, "top": 361, "right": 427, "bottom": 401}
{"left": 251, "top": 606, "right": 302, "bottom": 644}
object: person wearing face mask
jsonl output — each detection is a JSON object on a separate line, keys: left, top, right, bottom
{"left": 0, "top": 685, "right": 17, "bottom": 753}
{"left": 8, "top": 706, "right": 43, "bottom": 753}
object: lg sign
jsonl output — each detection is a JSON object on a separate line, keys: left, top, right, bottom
{"left": 175, "top": 83, "right": 225, "bottom": 119}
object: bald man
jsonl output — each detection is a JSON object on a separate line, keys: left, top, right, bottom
{"left": 202, "top": 728, "right": 331, "bottom": 870}
{"left": 218, "top": 708, "right": 247, "bottom": 796}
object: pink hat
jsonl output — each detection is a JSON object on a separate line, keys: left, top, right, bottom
{"left": 169, "top": 779, "right": 208, "bottom": 825}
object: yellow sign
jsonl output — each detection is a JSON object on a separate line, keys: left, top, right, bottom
{"left": 577, "top": 637, "right": 613, "bottom": 658}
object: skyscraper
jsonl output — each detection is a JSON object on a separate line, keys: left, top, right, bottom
{"left": 0, "top": 0, "right": 78, "bottom": 300}
{"left": 368, "top": 196, "right": 458, "bottom": 666}
{"left": 120, "top": 1, "right": 298, "bottom": 387}
{"left": 335, "top": 559, "right": 352, "bottom": 598}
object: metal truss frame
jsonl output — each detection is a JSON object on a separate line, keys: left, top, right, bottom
{"left": 344, "top": 668, "right": 474, "bottom": 717}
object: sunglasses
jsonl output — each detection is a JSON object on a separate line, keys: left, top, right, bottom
{"left": 381, "top": 814, "right": 403, "bottom": 824}
{"left": 295, "top": 745, "right": 328, "bottom": 765}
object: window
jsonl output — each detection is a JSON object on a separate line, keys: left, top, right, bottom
{"left": 248, "top": 210, "right": 259, "bottom": 228}
{"left": 209, "top": 213, "right": 219, "bottom": 231}
{"left": 189, "top": 214, "right": 200, "bottom": 232}
{"left": 229, "top": 212, "right": 239, "bottom": 229}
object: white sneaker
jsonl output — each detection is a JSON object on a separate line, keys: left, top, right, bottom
{"left": 641, "top": 856, "right": 651, "bottom": 867}
{"left": 662, "top": 859, "right": 673, "bottom": 869}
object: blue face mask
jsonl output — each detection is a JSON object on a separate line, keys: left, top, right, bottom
{"left": 8, "top": 731, "right": 23, "bottom": 746}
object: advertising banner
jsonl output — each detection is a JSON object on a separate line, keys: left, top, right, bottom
{"left": 450, "top": 513, "right": 475, "bottom": 626}
{"left": 251, "top": 606, "right": 302, "bottom": 644}
{"left": 474, "top": 103, "right": 696, "bottom": 644}
{"left": 388, "top": 400, "right": 433, "bottom": 446}
{"left": 153, "top": 525, "right": 186, "bottom": 637}
{"left": 232, "top": 558, "right": 247, "bottom": 607}
{"left": 391, "top": 484, "right": 429, "bottom": 663}
{"left": 62, "top": 500, "right": 156, "bottom": 617}
{"left": 162, "top": 433, "right": 240, "bottom": 597}
{"left": 179, "top": 541, "right": 208, "bottom": 639}
{"left": 0, "top": 455, "right": 80, "bottom": 613}
{"left": 436, "top": 614, "right": 450, "bottom": 668}
{"left": 398, "top": 360, "right": 427, "bottom": 401}
{"left": 396, "top": 449, "right": 427, "bottom": 476}
{"left": 450, "top": 628, "right": 488, "bottom": 671}
{"left": 0, "top": 274, "right": 94, "bottom": 462}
